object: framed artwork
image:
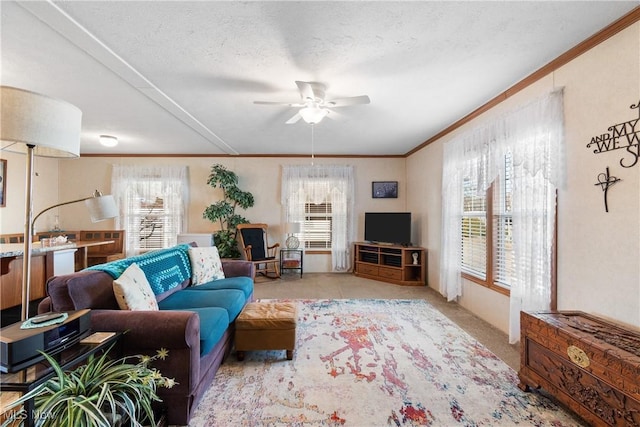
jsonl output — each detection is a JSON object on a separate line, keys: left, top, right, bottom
{"left": 372, "top": 181, "right": 398, "bottom": 199}
{"left": 0, "top": 159, "right": 5, "bottom": 207}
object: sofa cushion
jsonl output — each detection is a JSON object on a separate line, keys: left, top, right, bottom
{"left": 188, "top": 246, "right": 225, "bottom": 284}
{"left": 166, "top": 307, "right": 229, "bottom": 356}
{"left": 187, "top": 276, "right": 253, "bottom": 299}
{"left": 158, "top": 289, "right": 246, "bottom": 322}
{"left": 113, "top": 263, "right": 159, "bottom": 311}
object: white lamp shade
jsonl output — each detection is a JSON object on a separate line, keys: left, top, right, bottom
{"left": 85, "top": 195, "right": 118, "bottom": 222}
{"left": 0, "top": 86, "right": 82, "bottom": 158}
{"left": 299, "top": 106, "right": 329, "bottom": 124}
{"left": 285, "top": 222, "right": 301, "bottom": 234}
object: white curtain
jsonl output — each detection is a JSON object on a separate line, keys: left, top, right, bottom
{"left": 112, "top": 165, "right": 189, "bottom": 256}
{"left": 439, "top": 90, "right": 565, "bottom": 343}
{"left": 281, "top": 165, "right": 355, "bottom": 271}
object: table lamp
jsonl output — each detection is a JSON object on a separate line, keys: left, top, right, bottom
{"left": 1, "top": 86, "right": 82, "bottom": 320}
{"left": 284, "top": 222, "right": 301, "bottom": 249}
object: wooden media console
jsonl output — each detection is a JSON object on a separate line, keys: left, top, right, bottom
{"left": 353, "top": 242, "right": 426, "bottom": 286}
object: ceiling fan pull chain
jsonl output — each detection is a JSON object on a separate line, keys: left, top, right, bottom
{"left": 311, "top": 124, "right": 315, "bottom": 166}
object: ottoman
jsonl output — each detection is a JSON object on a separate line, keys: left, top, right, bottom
{"left": 235, "top": 301, "right": 297, "bottom": 361}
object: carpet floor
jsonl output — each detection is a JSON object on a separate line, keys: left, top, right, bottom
{"left": 188, "top": 299, "right": 585, "bottom": 426}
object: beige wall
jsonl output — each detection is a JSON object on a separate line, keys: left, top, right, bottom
{"left": 407, "top": 22, "right": 640, "bottom": 333}
{"left": 1, "top": 155, "right": 407, "bottom": 272}
{"left": 0, "top": 151, "right": 60, "bottom": 234}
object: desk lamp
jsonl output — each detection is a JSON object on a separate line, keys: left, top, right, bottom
{"left": 1, "top": 86, "right": 82, "bottom": 321}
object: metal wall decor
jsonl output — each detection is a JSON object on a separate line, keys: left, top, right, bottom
{"left": 586, "top": 101, "right": 638, "bottom": 212}
{"left": 594, "top": 167, "right": 620, "bottom": 213}
{"left": 586, "top": 101, "right": 640, "bottom": 169}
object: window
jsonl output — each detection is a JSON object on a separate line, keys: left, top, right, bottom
{"left": 112, "top": 165, "right": 188, "bottom": 256}
{"left": 493, "top": 153, "right": 514, "bottom": 288}
{"left": 461, "top": 154, "right": 513, "bottom": 295}
{"left": 281, "top": 165, "right": 354, "bottom": 271}
{"left": 440, "top": 90, "right": 564, "bottom": 343}
{"left": 461, "top": 167, "right": 487, "bottom": 280}
{"left": 303, "top": 202, "right": 332, "bottom": 249}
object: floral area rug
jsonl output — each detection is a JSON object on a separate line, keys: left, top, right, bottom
{"left": 188, "top": 299, "right": 584, "bottom": 426}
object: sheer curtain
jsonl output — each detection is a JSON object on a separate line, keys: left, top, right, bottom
{"left": 112, "top": 165, "right": 189, "bottom": 256}
{"left": 281, "top": 165, "right": 355, "bottom": 271}
{"left": 439, "top": 90, "right": 565, "bottom": 343}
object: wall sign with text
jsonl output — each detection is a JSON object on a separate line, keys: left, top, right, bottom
{"left": 587, "top": 101, "right": 639, "bottom": 168}
{"left": 586, "top": 101, "right": 638, "bottom": 212}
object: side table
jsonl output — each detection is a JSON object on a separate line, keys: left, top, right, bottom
{"left": 280, "top": 249, "right": 303, "bottom": 277}
{"left": 1, "top": 330, "right": 122, "bottom": 426}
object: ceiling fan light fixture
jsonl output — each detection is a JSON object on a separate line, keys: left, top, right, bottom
{"left": 99, "top": 134, "right": 118, "bottom": 147}
{"left": 299, "top": 105, "right": 329, "bottom": 124}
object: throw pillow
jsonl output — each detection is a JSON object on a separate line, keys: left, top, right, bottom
{"left": 112, "top": 263, "right": 159, "bottom": 311}
{"left": 188, "top": 246, "right": 225, "bottom": 285}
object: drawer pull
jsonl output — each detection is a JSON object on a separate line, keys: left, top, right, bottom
{"left": 567, "top": 345, "right": 590, "bottom": 368}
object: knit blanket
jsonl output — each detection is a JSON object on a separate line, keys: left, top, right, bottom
{"left": 87, "top": 244, "right": 192, "bottom": 295}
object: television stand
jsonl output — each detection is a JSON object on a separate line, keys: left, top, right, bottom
{"left": 353, "top": 242, "right": 426, "bottom": 286}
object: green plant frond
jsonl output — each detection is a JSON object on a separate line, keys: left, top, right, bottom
{"left": 225, "top": 187, "right": 255, "bottom": 208}
{"left": 69, "top": 397, "right": 111, "bottom": 427}
{"left": 207, "top": 164, "right": 239, "bottom": 190}
{"left": 39, "top": 351, "right": 67, "bottom": 388}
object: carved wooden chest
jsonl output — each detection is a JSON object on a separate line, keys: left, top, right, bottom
{"left": 518, "top": 311, "right": 640, "bottom": 426}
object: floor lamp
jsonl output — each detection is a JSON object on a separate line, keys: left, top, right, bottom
{"left": 1, "top": 86, "right": 82, "bottom": 321}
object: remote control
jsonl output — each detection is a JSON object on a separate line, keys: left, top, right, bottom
{"left": 30, "top": 312, "right": 65, "bottom": 324}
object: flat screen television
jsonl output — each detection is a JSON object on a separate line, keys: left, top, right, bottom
{"left": 364, "top": 212, "right": 412, "bottom": 245}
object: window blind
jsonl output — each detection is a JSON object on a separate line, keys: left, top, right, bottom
{"left": 493, "top": 153, "right": 514, "bottom": 288}
{"left": 461, "top": 176, "right": 487, "bottom": 279}
{"left": 304, "top": 202, "right": 332, "bottom": 249}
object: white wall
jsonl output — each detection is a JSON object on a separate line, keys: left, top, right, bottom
{"left": 407, "top": 22, "right": 640, "bottom": 333}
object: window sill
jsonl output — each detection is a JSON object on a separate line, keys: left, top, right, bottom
{"left": 461, "top": 272, "right": 510, "bottom": 297}
{"left": 303, "top": 250, "right": 331, "bottom": 255}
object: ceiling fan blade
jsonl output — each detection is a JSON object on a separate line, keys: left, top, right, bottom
{"left": 295, "top": 81, "right": 316, "bottom": 102}
{"left": 285, "top": 112, "right": 302, "bottom": 124}
{"left": 325, "top": 95, "right": 371, "bottom": 107}
{"left": 254, "top": 101, "right": 305, "bottom": 107}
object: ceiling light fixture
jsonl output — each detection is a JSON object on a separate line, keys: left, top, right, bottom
{"left": 99, "top": 134, "right": 118, "bottom": 147}
{"left": 299, "top": 103, "right": 329, "bottom": 125}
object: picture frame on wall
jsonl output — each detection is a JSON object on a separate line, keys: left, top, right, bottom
{"left": 0, "top": 159, "right": 5, "bottom": 207}
{"left": 372, "top": 181, "right": 398, "bottom": 199}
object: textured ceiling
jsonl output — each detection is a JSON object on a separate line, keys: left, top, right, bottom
{"left": 1, "top": 1, "right": 638, "bottom": 156}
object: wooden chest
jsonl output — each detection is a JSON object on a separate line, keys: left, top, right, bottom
{"left": 518, "top": 311, "right": 640, "bottom": 426}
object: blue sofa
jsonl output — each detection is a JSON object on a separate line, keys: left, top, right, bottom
{"left": 37, "top": 243, "right": 254, "bottom": 425}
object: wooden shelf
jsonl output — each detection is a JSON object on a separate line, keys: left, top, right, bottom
{"left": 353, "top": 242, "right": 426, "bottom": 286}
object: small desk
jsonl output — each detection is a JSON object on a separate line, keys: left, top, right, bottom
{"left": 280, "top": 249, "right": 303, "bottom": 277}
{"left": 72, "top": 240, "right": 115, "bottom": 270}
{"left": 1, "top": 329, "right": 122, "bottom": 426}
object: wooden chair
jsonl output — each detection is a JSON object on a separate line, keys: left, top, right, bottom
{"left": 237, "top": 223, "right": 280, "bottom": 279}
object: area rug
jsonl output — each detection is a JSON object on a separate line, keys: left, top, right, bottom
{"left": 189, "top": 299, "right": 584, "bottom": 426}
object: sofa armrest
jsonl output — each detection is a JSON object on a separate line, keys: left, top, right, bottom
{"left": 222, "top": 260, "right": 254, "bottom": 278}
{"left": 38, "top": 297, "right": 53, "bottom": 314}
{"left": 90, "top": 309, "right": 201, "bottom": 394}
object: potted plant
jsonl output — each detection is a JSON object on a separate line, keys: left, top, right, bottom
{"left": 2, "top": 347, "right": 175, "bottom": 427}
{"left": 202, "top": 163, "right": 255, "bottom": 258}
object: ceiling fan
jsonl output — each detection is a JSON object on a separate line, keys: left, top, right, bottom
{"left": 254, "top": 81, "right": 370, "bottom": 124}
